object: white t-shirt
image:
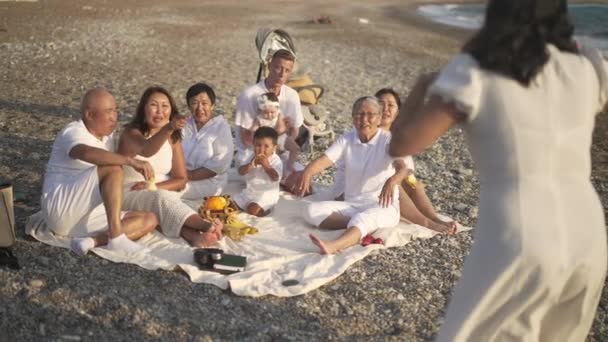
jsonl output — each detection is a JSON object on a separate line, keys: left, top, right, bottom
{"left": 182, "top": 115, "right": 233, "bottom": 175}
{"left": 325, "top": 129, "right": 400, "bottom": 204}
{"left": 234, "top": 80, "right": 303, "bottom": 150}
{"left": 43, "top": 120, "right": 113, "bottom": 191}
{"left": 241, "top": 150, "right": 283, "bottom": 196}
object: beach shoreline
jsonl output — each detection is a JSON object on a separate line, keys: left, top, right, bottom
{"left": 0, "top": 0, "right": 606, "bottom": 340}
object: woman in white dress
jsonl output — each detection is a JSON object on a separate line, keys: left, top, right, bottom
{"left": 389, "top": 0, "right": 607, "bottom": 340}
{"left": 180, "top": 83, "right": 233, "bottom": 200}
{"left": 119, "top": 86, "right": 223, "bottom": 247}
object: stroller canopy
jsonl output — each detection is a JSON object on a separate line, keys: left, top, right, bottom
{"left": 255, "top": 27, "right": 296, "bottom": 63}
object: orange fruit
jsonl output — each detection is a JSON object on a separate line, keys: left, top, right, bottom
{"left": 206, "top": 196, "right": 227, "bottom": 211}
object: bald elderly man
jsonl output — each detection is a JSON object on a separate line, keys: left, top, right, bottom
{"left": 41, "top": 88, "right": 158, "bottom": 255}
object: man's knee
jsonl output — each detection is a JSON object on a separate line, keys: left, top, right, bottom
{"left": 97, "top": 165, "right": 123, "bottom": 180}
{"left": 143, "top": 212, "right": 159, "bottom": 230}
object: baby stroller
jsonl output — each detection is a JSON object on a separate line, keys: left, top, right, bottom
{"left": 254, "top": 27, "right": 335, "bottom": 152}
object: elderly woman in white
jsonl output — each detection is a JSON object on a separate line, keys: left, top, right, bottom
{"left": 180, "top": 83, "right": 234, "bottom": 200}
{"left": 295, "top": 96, "right": 408, "bottom": 254}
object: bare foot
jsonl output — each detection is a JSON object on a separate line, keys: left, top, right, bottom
{"left": 426, "top": 219, "right": 457, "bottom": 235}
{"left": 309, "top": 234, "right": 334, "bottom": 255}
{"left": 433, "top": 218, "right": 458, "bottom": 234}
{"left": 181, "top": 227, "right": 206, "bottom": 247}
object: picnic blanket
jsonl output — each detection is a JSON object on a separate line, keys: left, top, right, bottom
{"left": 26, "top": 175, "right": 470, "bottom": 297}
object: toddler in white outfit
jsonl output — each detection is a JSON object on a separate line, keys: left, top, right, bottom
{"left": 234, "top": 126, "right": 283, "bottom": 217}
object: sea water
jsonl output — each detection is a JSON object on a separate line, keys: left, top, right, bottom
{"left": 417, "top": 3, "right": 608, "bottom": 54}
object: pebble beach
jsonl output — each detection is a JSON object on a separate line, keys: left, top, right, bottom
{"left": 0, "top": 0, "right": 606, "bottom": 340}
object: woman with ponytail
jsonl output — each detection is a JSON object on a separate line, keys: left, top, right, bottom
{"left": 390, "top": 0, "right": 607, "bottom": 340}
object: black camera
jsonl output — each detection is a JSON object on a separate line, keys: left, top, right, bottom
{"left": 193, "top": 248, "right": 224, "bottom": 268}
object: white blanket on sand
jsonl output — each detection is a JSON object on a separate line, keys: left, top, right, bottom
{"left": 26, "top": 178, "right": 470, "bottom": 297}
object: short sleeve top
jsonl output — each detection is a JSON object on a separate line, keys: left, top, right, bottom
{"left": 325, "top": 129, "right": 399, "bottom": 204}
{"left": 43, "top": 120, "right": 114, "bottom": 190}
{"left": 428, "top": 44, "right": 608, "bottom": 182}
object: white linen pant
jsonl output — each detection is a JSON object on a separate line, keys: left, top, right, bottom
{"left": 123, "top": 189, "right": 196, "bottom": 238}
{"left": 436, "top": 230, "right": 607, "bottom": 342}
{"left": 181, "top": 174, "right": 227, "bottom": 201}
{"left": 42, "top": 167, "right": 125, "bottom": 237}
{"left": 303, "top": 200, "right": 400, "bottom": 237}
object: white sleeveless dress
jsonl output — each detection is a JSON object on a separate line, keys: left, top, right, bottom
{"left": 122, "top": 140, "right": 196, "bottom": 238}
{"left": 431, "top": 45, "right": 608, "bottom": 341}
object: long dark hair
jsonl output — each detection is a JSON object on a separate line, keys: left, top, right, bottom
{"left": 128, "top": 86, "right": 182, "bottom": 142}
{"left": 464, "top": 0, "right": 578, "bottom": 86}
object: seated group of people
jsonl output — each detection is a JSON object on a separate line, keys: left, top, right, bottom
{"left": 40, "top": 49, "right": 455, "bottom": 256}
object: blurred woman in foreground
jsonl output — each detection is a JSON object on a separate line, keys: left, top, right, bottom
{"left": 389, "top": 0, "right": 607, "bottom": 340}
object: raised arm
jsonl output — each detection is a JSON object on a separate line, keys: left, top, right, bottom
{"left": 294, "top": 154, "right": 334, "bottom": 196}
{"left": 258, "top": 155, "right": 280, "bottom": 182}
{"left": 69, "top": 144, "right": 153, "bottom": 180}
{"left": 70, "top": 144, "right": 131, "bottom": 166}
{"left": 119, "top": 117, "right": 184, "bottom": 158}
{"left": 389, "top": 73, "right": 464, "bottom": 157}
{"left": 389, "top": 96, "right": 462, "bottom": 157}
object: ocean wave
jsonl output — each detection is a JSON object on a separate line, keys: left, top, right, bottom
{"left": 417, "top": 3, "right": 608, "bottom": 53}
{"left": 417, "top": 4, "right": 483, "bottom": 30}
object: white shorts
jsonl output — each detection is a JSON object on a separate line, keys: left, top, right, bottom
{"left": 303, "top": 198, "right": 400, "bottom": 237}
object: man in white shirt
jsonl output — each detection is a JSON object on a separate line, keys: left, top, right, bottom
{"left": 234, "top": 49, "right": 303, "bottom": 175}
{"left": 42, "top": 88, "right": 158, "bottom": 255}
